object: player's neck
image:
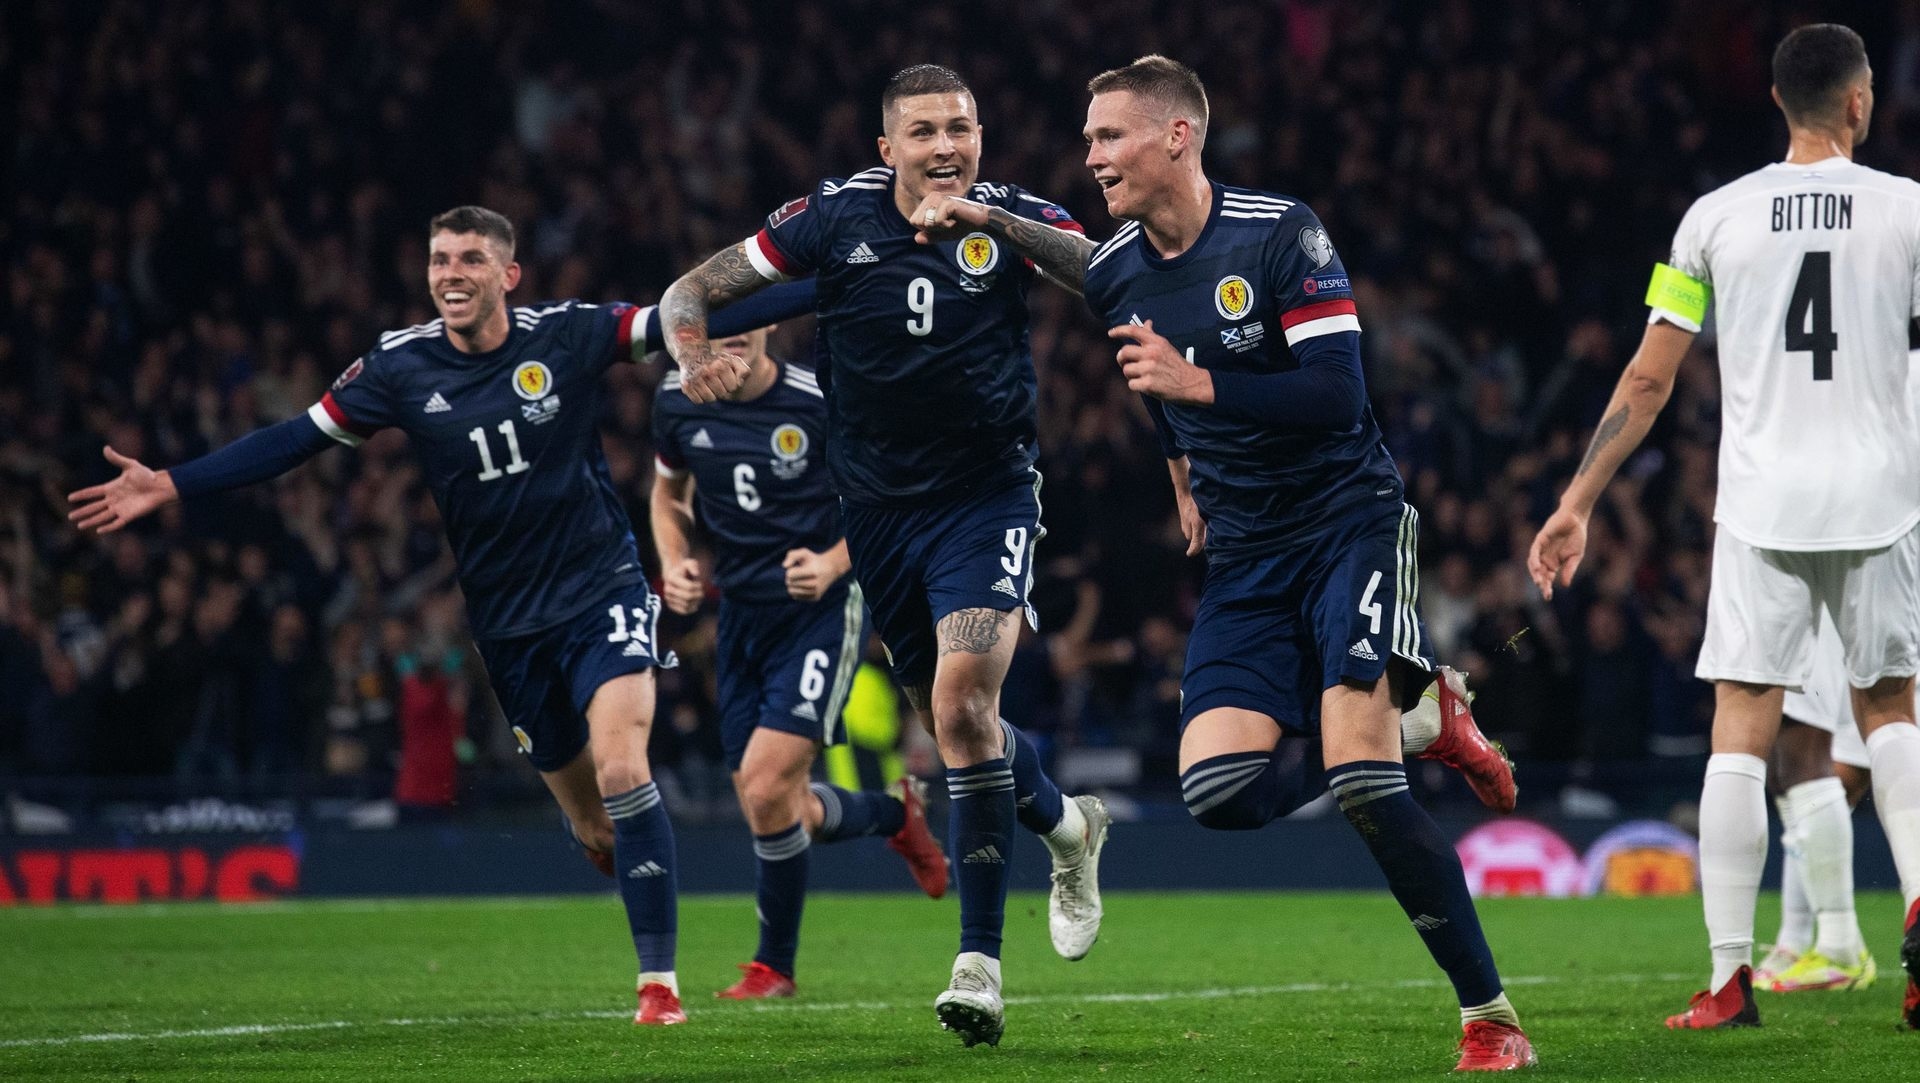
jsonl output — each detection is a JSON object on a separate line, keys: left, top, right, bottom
{"left": 732, "top": 355, "right": 779, "bottom": 402}
{"left": 1140, "top": 171, "right": 1214, "bottom": 260}
{"left": 1783, "top": 126, "right": 1855, "bottom": 166}
{"left": 446, "top": 308, "right": 512, "bottom": 354}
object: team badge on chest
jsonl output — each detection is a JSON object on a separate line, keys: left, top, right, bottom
{"left": 1215, "top": 275, "right": 1254, "bottom": 320}
{"left": 512, "top": 360, "right": 554, "bottom": 401}
{"left": 770, "top": 423, "right": 810, "bottom": 480}
{"left": 957, "top": 233, "right": 1001, "bottom": 275}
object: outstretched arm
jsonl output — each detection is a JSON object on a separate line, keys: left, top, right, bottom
{"left": 659, "top": 242, "right": 764, "bottom": 403}
{"left": 1527, "top": 320, "right": 1693, "bottom": 599}
{"left": 67, "top": 416, "right": 335, "bottom": 533}
{"left": 909, "top": 195, "right": 1095, "bottom": 295}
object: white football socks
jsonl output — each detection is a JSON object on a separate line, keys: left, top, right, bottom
{"left": 1866, "top": 720, "right": 1920, "bottom": 910}
{"left": 1460, "top": 991, "right": 1519, "bottom": 1029}
{"left": 1782, "top": 777, "right": 1863, "bottom": 965}
{"left": 1700, "top": 752, "right": 1767, "bottom": 991}
{"left": 1043, "top": 793, "right": 1088, "bottom": 858}
{"left": 1401, "top": 685, "right": 1442, "bottom": 755}
{"left": 1773, "top": 798, "right": 1813, "bottom": 956}
{"left": 637, "top": 970, "right": 679, "bottom": 996}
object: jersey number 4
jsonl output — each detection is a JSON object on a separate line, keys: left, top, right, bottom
{"left": 1784, "top": 251, "right": 1837, "bottom": 381}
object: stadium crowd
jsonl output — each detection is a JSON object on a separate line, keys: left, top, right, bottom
{"left": 9, "top": 0, "right": 1920, "bottom": 816}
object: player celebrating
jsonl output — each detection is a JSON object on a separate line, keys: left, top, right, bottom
{"left": 1528, "top": 24, "right": 1920, "bottom": 1030}
{"left": 650, "top": 321, "right": 950, "bottom": 999}
{"left": 916, "top": 55, "right": 1534, "bottom": 1070}
{"left": 66, "top": 206, "right": 811, "bottom": 1028}
{"left": 660, "top": 65, "right": 1110, "bottom": 1047}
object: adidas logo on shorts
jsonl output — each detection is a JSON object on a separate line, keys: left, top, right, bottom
{"left": 991, "top": 576, "right": 1018, "bottom": 599}
{"left": 846, "top": 242, "right": 879, "bottom": 264}
{"left": 1348, "top": 637, "right": 1379, "bottom": 661}
{"left": 963, "top": 845, "right": 1006, "bottom": 865}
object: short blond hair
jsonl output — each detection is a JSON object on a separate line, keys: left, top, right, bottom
{"left": 1088, "top": 55, "right": 1209, "bottom": 146}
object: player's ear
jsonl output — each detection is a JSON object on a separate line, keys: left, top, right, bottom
{"left": 502, "top": 260, "right": 521, "bottom": 292}
{"left": 877, "top": 133, "right": 895, "bottom": 167}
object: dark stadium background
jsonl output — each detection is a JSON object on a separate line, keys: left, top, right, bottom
{"left": 4, "top": 0, "right": 1917, "bottom": 897}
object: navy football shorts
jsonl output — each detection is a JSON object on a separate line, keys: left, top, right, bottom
{"left": 715, "top": 581, "right": 869, "bottom": 771}
{"left": 840, "top": 470, "right": 1043, "bottom": 688}
{"left": 1181, "top": 500, "right": 1434, "bottom": 734}
{"left": 472, "top": 582, "right": 672, "bottom": 772}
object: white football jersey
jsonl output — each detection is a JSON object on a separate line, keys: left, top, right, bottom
{"left": 1656, "top": 157, "right": 1920, "bottom": 550}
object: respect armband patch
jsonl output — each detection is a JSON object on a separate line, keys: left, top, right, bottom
{"left": 1645, "top": 263, "right": 1710, "bottom": 325}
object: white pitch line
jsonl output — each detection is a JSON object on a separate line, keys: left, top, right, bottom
{"left": 0, "top": 972, "right": 1694, "bottom": 1049}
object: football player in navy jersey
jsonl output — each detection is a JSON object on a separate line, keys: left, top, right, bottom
{"left": 66, "top": 206, "right": 814, "bottom": 1029}
{"left": 659, "top": 65, "right": 1110, "bottom": 1047}
{"left": 650, "top": 321, "right": 950, "bottom": 1000}
{"left": 915, "top": 57, "right": 1536, "bottom": 1070}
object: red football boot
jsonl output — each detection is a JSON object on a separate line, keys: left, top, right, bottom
{"left": 635, "top": 982, "right": 688, "bottom": 1026}
{"left": 1418, "top": 668, "right": 1518, "bottom": 814}
{"left": 582, "top": 846, "right": 614, "bottom": 878}
{"left": 715, "top": 961, "right": 796, "bottom": 1000}
{"left": 887, "top": 777, "right": 950, "bottom": 899}
{"left": 1665, "top": 966, "right": 1759, "bottom": 1029}
{"left": 1453, "top": 1020, "right": 1537, "bottom": 1071}
{"left": 1902, "top": 896, "right": 1920, "bottom": 1029}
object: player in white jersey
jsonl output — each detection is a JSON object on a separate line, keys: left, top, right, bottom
{"left": 1527, "top": 23, "right": 1920, "bottom": 1031}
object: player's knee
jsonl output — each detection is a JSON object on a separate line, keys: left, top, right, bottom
{"left": 737, "top": 769, "right": 802, "bottom": 831}
{"left": 594, "top": 757, "right": 650, "bottom": 801}
{"left": 1181, "top": 760, "right": 1279, "bottom": 831}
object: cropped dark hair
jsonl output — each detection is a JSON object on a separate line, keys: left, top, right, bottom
{"left": 1088, "top": 55, "right": 1210, "bottom": 145}
{"left": 1773, "top": 24, "right": 1869, "bottom": 123}
{"left": 881, "top": 64, "right": 973, "bottom": 128}
{"left": 428, "top": 205, "right": 515, "bottom": 257}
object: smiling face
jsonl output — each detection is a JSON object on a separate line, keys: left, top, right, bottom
{"left": 427, "top": 230, "right": 520, "bottom": 342}
{"left": 1084, "top": 90, "right": 1181, "bottom": 223}
{"left": 879, "top": 92, "right": 981, "bottom": 217}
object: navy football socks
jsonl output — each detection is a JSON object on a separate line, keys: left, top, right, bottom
{"left": 1000, "top": 718, "right": 1066, "bottom": 835}
{"left": 946, "top": 758, "right": 1017, "bottom": 957}
{"left": 605, "top": 781, "right": 678, "bottom": 973}
{"left": 808, "top": 781, "right": 906, "bottom": 842}
{"left": 1328, "top": 761, "right": 1503, "bottom": 1008}
{"left": 750, "top": 822, "right": 810, "bottom": 978}
{"left": 1180, "top": 740, "right": 1324, "bottom": 830}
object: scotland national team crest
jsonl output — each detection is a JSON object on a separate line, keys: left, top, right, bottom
{"left": 512, "top": 360, "right": 554, "bottom": 401}
{"left": 1215, "top": 275, "right": 1254, "bottom": 321}
{"left": 957, "top": 233, "right": 1001, "bottom": 276}
{"left": 770, "top": 422, "right": 810, "bottom": 479}
{"left": 1298, "top": 226, "right": 1334, "bottom": 269}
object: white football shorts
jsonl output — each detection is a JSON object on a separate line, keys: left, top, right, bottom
{"left": 1779, "top": 612, "right": 1873, "bottom": 769}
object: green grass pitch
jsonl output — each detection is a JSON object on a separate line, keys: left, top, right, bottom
{"left": 4, "top": 890, "right": 1912, "bottom": 1081}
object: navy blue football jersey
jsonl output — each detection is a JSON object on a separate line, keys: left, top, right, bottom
{"left": 651, "top": 361, "right": 843, "bottom": 604}
{"left": 311, "top": 301, "right": 653, "bottom": 637}
{"left": 1082, "top": 184, "right": 1401, "bottom": 558}
{"left": 743, "top": 169, "right": 1083, "bottom": 505}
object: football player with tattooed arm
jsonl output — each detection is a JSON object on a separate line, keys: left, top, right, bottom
{"left": 1529, "top": 24, "right": 1920, "bottom": 1032}
{"left": 661, "top": 64, "right": 1109, "bottom": 1048}
{"left": 916, "top": 55, "right": 1535, "bottom": 1071}
{"left": 65, "top": 206, "right": 814, "bottom": 1028}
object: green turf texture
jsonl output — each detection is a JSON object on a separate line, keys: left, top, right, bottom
{"left": 3, "top": 890, "right": 1912, "bottom": 1080}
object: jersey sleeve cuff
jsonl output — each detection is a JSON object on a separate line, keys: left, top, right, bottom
{"left": 308, "top": 397, "right": 367, "bottom": 447}
{"left": 621, "top": 304, "right": 658, "bottom": 359}
{"left": 746, "top": 230, "right": 796, "bottom": 282}
{"left": 1646, "top": 307, "right": 1703, "bottom": 333}
{"left": 654, "top": 455, "right": 687, "bottom": 479}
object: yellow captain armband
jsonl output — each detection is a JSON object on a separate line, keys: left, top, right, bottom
{"left": 1645, "top": 263, "right": 1711, "bottom": 326}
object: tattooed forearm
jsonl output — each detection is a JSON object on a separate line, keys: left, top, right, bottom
{"left": 660, "top": 243, "right": 768, "bottom": 360}
{"left": 984, "top": 207, "right": 1094, "bottom": 295}
{"left": 1576, "top": 406, "right": 1630, "bottom": 476}
{"left": 937, "top": 608, "right": 1008, "bottom": 656}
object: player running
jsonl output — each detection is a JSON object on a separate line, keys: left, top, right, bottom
{"left": 1527, "top": 24, "right": 1920, "bottom": 1031}
{"left": 660, "top": 65, "right": 1110, "bottom": 1048}
{"left": 66, "top": 206, "right": 810, "bottom": 1028}
{"left": 650, "top": 321, "right": 949, "bottom": 999}
{"left": 915, "top": 55, "right": 1532, "bottom": 1071}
